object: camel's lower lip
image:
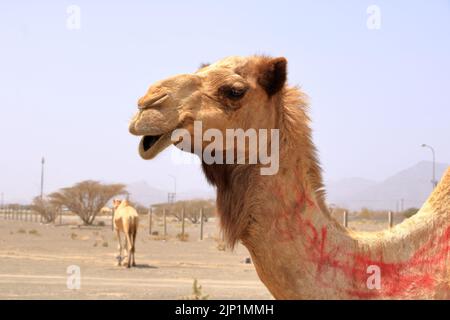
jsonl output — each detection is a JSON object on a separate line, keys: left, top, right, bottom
{"left": 138, "top": 132, "right": 173, "bottom": 160}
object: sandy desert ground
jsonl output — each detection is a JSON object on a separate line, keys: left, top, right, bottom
{"left": 0, "top": 213, "right": 401, "bottom": 300}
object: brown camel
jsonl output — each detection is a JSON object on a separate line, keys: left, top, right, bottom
{"left": 128, "top": 55, "right": 450, "bottom": 299}
{"left": 113, "top": 199, "right": 139, "bottom": 268}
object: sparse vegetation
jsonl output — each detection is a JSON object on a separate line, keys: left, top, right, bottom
{"left": 17, "top": 228, "right": 26, "bottom": 234}
{"left": 152, "top": 199, "right": 216, "bottom": 223}
{"left": 28, "top": 229, "right": 39, "bottom": 236}
{"left": 216, "top": 241, "right": 226, "bottom": 251}
{"left": 48, "top": 180, "right": 126, "bottom": 225}
{"left": 402, "top": 208, "right": 420, "bottom": 219}
{"left": 358, "top": 207, "right": 373, "bottom": 219}
{"left": 176, "top": 233, "right": 189, "bottom": 241}
{"left": 31, "top": 196, "right": 59, "bottom": 223}
{"left": 182, "top": 279, "right": 209, "bottom": 300}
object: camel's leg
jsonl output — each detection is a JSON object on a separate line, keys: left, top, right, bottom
{"left": 125, "top": 232, "right": 133, "bottom": 268}
{"left": 131, "top": 227, "right": 137, "bottom": 267}
{"left": 116, "top": 229, "right": 123, "bottom": 266}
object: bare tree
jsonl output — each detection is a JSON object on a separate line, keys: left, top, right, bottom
{"left": 49, "top": 180, "right": 126, "bottom": 225}
{"left": 31, "top": 196, "right": 59, "bottom": 223}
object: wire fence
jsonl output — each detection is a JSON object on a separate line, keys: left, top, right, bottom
{"left": 0, "top": 206, "right": 217, "bottom": 242}
{"left": 0, "top": 204, "right": 407, "bottom": 241}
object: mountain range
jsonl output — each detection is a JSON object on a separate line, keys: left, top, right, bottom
{"left": 325, "top": 161, "right": 448, "bottom": 211}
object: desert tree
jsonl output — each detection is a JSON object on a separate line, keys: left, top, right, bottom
{"left": 31, "top": 196, "right": 60, "bottom": 223}
{"left": 49, "top": 180, "right": 126, "bottom": 225}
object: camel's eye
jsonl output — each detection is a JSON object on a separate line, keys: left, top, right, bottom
{"left": 220, "top": 85, "right": 247, "bottom": 101}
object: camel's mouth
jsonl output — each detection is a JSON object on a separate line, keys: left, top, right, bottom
{"left": 138, "top": 132, "right": 173, "bottom": 160}
{"left": 142, "top": 135, "right": 163, "bottom": 151}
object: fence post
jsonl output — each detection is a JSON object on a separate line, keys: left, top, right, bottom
{"left": 181, "top": 207, "right": 185, "bottom": 238}
{"left": 148, "top": 207, "right": 153, "bottom": 235}
{"left": 200, "top": 207, "right": 204, "bottom": 240}
{"left": 343, "top": 211, "right": 348, "bottom": 228}
{"left": 163, "top": 208, "right": 167, "bottom": 237}
{"left": 388, "top": 211, "right": 393, "bottom": 228}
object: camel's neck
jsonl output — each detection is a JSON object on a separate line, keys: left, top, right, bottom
{"left": 204, "top": 88, "right": 450, "bottom": 299}
{"left": 241, "top": 164, "right": 450, "bottom": 299}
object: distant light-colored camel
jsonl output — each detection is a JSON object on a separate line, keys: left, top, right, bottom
{"left": 112, "top": 199, "right": 139, "bottom": 268}
{"left": 128, "top": 55, "right": 450, "bottom": 299}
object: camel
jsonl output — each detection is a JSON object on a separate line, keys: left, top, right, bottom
{"left": 112, "top": 199, "right": 139, "bottom": 268}
{"left": 128, "top": 55, "right": 450, "bottom": 299}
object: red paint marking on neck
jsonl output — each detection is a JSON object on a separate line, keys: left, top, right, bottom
{"left": 272, "top": 201, "right": 450, "bottom": 298}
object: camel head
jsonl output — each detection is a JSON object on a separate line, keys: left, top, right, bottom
{"left": 112, "top": 199, "right": 122, "bottom": 210}
{"left": 129, "top": 55, "right": 288, "bottom": 160}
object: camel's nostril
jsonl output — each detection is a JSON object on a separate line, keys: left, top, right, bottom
{"left": 138, "top": 93, "right": 169, "bottom": 110}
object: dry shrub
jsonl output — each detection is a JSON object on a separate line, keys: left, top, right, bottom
{"left": 153, "top": 234, "right": 168, "bottom": 241}
{"left": 176, "top": 233, "right": 189, "bottom": 241}
{"left": 181, "top": 279, "right": 209, "bottom": 300}
{"left": 31, "top": 197, "right": 59, "bottom": 223}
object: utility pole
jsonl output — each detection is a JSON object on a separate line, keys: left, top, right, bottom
{"left": 40, "top": 157, "right": 45, "bottom": 199}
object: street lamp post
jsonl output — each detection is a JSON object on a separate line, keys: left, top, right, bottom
{"left": 421, "top": 144, "right": 437, "bottom": 190}
{"left": 168, "top": 174, "right": 177, "bottom": 203}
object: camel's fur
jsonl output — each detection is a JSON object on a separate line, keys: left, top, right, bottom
{"left": 129, "top": 55, "right": 450, "bottom": 299}
{"left": 113, "top": 199, "right": 139, "bottom": 268}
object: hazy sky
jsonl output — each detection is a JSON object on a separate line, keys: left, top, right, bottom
{"left": 1, "top": 1, "right": 449, "bottom": 203}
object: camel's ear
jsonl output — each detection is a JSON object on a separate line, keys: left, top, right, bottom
{"left": 258, "top": 57, "right": 287, "bottom": 97}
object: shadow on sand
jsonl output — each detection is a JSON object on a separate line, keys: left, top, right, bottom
{"left": 133, "top": 264, "right": 157, "bottom": 269}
